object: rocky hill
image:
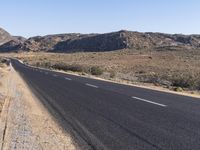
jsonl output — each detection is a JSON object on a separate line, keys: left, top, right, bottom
{"left": 0, "top": 28, "right": 26, "bottom": 52}
{"left": 0, "top": 27, "right": 13, "bottom": 45}
{"left": 0, "top": 27, "right": 200, "bottom": 52}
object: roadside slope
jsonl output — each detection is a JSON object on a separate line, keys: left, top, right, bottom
{"left": 0, "top": 63, "right": 78, "bottom": 150}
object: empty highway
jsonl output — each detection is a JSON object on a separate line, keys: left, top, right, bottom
{"left": 11, "top": 59, "right": 200, "bottom": 150}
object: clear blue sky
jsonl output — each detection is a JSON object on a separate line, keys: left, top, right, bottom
{"left": 1, "top": 0, "right": 200, "bottom": 37}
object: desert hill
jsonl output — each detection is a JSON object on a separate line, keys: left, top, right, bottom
{"left": 0, "top": 27, "right": 200, "bottom": 52}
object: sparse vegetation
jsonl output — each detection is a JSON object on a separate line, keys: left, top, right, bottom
{"left": 109, "top": 71, "right": 116, "bottom": 78}
{"left": 9, "top": 48, "right": 200, "bottom": 92}
{"left": 174, "top": 87, "right": 183, "bottom": 92}
{"left": 90, "top": 66, "right": 103, "bottom": 75}
{"left": 52, "top": 63, "right": 87, "bottom": 73}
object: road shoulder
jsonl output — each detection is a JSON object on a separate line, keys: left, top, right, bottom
{"left": 0, "top": 64, "right": 78, "bottom": 150}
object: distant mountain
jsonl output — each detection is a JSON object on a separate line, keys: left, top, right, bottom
{"left": 22, "top": 33, "right": 86, "bottom": 51}
{"left": 0, "top": 28, "right": 26, "bottom": 52}
{"left": 0, "top": 27, "right": 200, "bottom": 52}
{"left": 0, "top": 27, "right": 13, "bottom": 45}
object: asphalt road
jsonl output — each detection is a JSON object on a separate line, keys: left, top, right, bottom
{"left": 11, "top": 59, "right": 200, "bottom": 150}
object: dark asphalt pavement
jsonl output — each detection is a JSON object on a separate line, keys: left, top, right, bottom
{"left": 11, "top": 59, "right": 200, "bottom": 150}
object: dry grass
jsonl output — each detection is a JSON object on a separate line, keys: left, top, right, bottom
{"left": 3, "top": 48, "right": 200, "bottom": 91}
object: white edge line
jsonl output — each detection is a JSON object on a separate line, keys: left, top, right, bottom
{"left": 132, "top": 96, "right": 167, "bottom": 107}
{"left": 86, "top": 83, "right": 98, "bottom": 88}
{"left": 65, "top": 77, "right": 72, "bottom": 81}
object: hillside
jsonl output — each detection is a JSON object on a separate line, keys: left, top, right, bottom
{"left": 0, "top": 27, "right": 13, "bottom": 45}
{"left": 0, "top": 27, "right": 200, "bottom": 52}
{"left": 0, "top": 28, "right": 26, "bottom": 52}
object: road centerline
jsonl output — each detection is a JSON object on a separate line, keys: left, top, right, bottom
{"left": 85, "top": 83, "right": 99, "bottom": 88}
{"left": 132, "top": 96, "right": 167, "bottom": 107}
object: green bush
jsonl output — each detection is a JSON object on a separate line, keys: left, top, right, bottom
{"left": 90, "top": 66, "right": 103, "bottom": 75}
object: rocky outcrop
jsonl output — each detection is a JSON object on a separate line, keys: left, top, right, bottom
{"left": 54, "top": 31, "right": 127, "bottom": 52}
{"left": 0, "top": 27, "right": 12, "bottom": 46}
{"left": 23, "top": 34, "right": 84, "bottom": 51}
{"left": 0, "top": 27, "right": 200, "bottom": 52}
{"left": 54, "top": 31, "right": 200, "bottom": 51}
{"left": 0, "top": 28, "right": 26, "bottom": 52}
{"left": 0, "top": 40, "right": 24, "bottom": 52}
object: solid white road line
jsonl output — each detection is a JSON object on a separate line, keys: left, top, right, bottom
{"left": 65, "top": 77, "right": 72, "bottom": 81}
{"left": 85, "top": 83, "right": 98, "bottom": 88}
{"left": 132, "top": 96, "right": 167, "bottom": 107}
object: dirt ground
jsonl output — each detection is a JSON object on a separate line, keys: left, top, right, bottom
{"left": 0, "top": 63, "right": 80, "bottom": 150}
{"left": 0, "top": 64, "right": 8, "bottom": 114}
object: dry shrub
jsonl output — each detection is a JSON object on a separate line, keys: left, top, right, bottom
{"left": 90, "top": 66, "right": 104, "bottom": 75}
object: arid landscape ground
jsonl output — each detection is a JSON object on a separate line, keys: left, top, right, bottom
{"left": 3, "top": 47, "right": 199, "bottom": 96}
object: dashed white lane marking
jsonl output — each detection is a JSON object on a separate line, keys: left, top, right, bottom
{"left": 45, "top": 72, "right": 48, "bottom": 75}
{"left": 53, "top": 74, "right": 58, "bottom": 77}
{"left": 85, "top": 83, "right": 98, "bottom": 88}
{"left": 65, "top": 77, "right": 72, "bottom": 81}
{"left": 132, "top": 96, "right": 167, "bottom": 107}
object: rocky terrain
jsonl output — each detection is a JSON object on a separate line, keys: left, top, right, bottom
{"left": 0, "top": 28, "right": 13, "bottom": 46}
{"left": 0, "top": 27, "right": 200, "bottom": 52}
{"left": 0, "top": 28, "right": 26, "bottom": 52}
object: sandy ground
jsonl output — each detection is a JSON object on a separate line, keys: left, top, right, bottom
{"left": 0, "top": 64, "right": 78, "bottom": 150}
{"left": 0, "top": 64, "right": 9, "bottom": 114}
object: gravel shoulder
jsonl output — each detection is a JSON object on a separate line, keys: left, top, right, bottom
{"left": 0, "top": 64, "right": 78, "bottom": 150}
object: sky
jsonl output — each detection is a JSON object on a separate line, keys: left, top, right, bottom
{"left": 0, "top": 0, "right": 200, "bottom": 37}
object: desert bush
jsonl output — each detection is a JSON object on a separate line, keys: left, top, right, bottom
{"left": 36, "top": 61, "right": 52, "bottom": 68}
{"left": 139, "top": 71, "right": 200, "bottom": 90}
{"left": 0, "top": 58, "right": 10, "bottom": 66}
{"left": 170, "top": 73, "right": 200, "bottom": 90}
{"left": 52, "top": 63, "right": 86, "bottom": 73}
{"left": 173, "top": 87, "right": 183, "bottom": 92}
{"left": 90, "top": 66, "right": 103, "bottom": 75}
{"left": 110, "top": 71, "right": 116, "bottom": 78}
{"left": 43, "top": 62, "right": 52, "bottom": 68}
{"left": 138, "top": 73, "right": 162, "bottom": 84}
{"left": 35, "top": 62, "right": 41, "bottom": 67}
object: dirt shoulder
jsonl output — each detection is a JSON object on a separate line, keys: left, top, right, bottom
{"left": 0, "top": 64, "right": 79, "bottom": 149}
{"left": 0, "top": 63, "right": 9, "bottom": 114}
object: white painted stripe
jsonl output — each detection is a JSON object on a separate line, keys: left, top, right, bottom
{"left": 65, "top": 77, "right": 72, "bottom": 81}
{"left": 53, "top": 74, "right": 58, "bottom": 77}
{"left": 132, "top": 96, "right": 167, "bottom": 107}
{"left": 86, "top": 83, "right": 98, "bottom": 88}
{"left": 45, "top": 72, "right": 48, "bottom": 75}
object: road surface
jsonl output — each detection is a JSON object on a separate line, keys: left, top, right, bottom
{"left": 11, "top": 59, "right": 200, "bottom": 150}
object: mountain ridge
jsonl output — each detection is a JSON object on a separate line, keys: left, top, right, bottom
{"left": 0, "top": 27, "right": 200, "bottom": 52}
